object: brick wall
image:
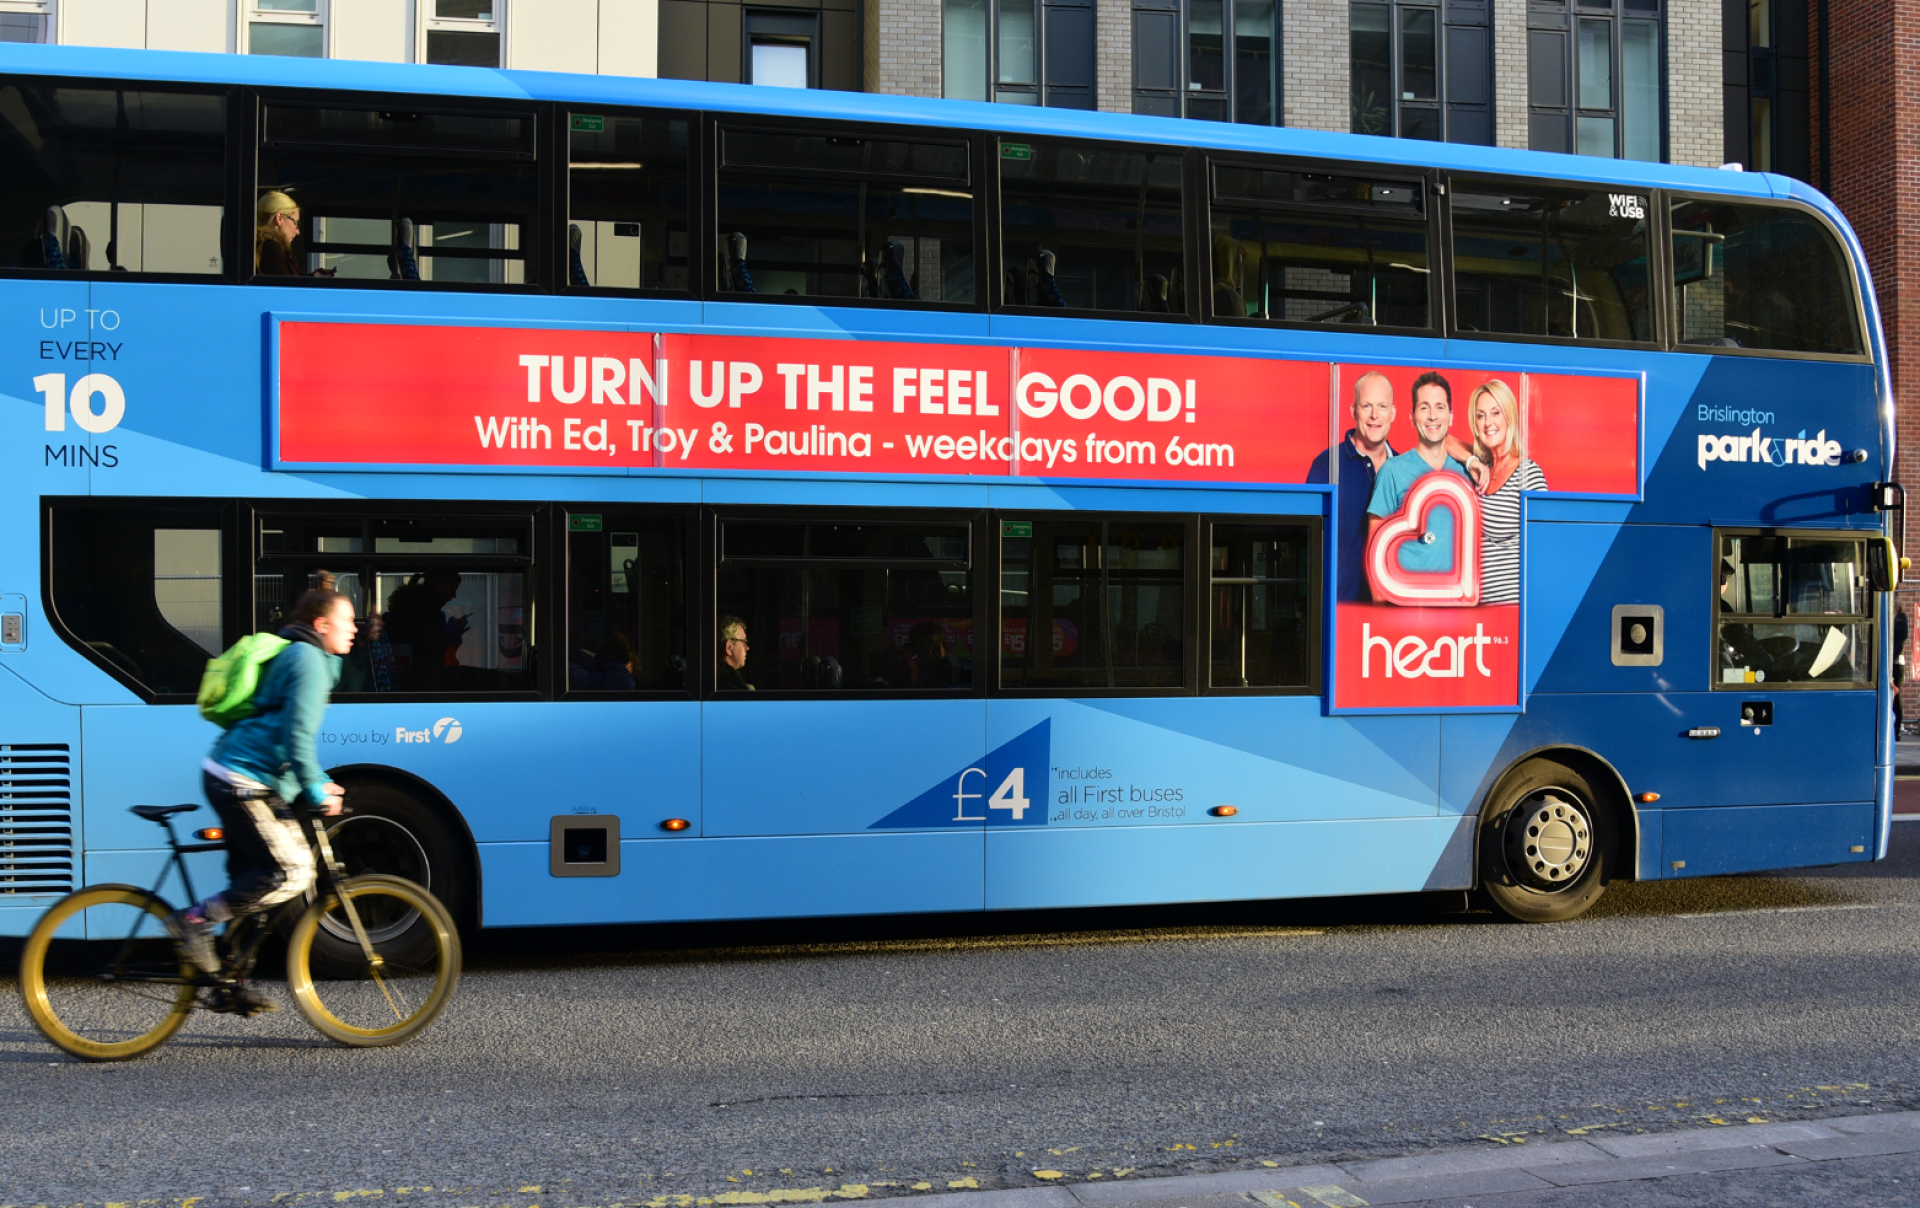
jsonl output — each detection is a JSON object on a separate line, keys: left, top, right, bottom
{"left": 1667, "top": 0, "right": 1724, "bottom": 167}
{"left": 868, "top": 0, "right": 943, "bottom": 96}
{"left": 1814, "top": 0, "right": 1920, "bottom": 619}
{"left": 1492, "top": 0, "right": 1527, "bottom": 149}
{"left": 1284, "top": 0, "right": 1348, "bottom": 131}
{"left": 1097, "top": 0, "right": 1133, "bottom": 112}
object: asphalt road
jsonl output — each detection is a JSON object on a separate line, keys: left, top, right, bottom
{"left": 4, "top": 825, "right": 1919, "bottom": 1207}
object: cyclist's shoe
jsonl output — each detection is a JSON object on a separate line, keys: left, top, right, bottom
{"left": 209, "top": 983, "right": 278, "bottom": 1017}
{"left": 164, "top": 908, "right": 220, "bottom": 976}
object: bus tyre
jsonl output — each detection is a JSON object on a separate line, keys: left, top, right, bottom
{"left": 1477, "top": 758, "right": 1614, "bottom": 923}
{"left": 306, "top": 782, "right": 468, "bottom": 979}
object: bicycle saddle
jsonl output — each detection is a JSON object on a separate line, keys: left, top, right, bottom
{"left": 131, "top": 804, "right": 197, "bottom": 821}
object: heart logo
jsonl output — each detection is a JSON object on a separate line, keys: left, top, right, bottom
{"left": 1365, "top": 470, "right": 1481, "bottom": 607}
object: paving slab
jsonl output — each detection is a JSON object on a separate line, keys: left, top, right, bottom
{"left": 1772, "top": 1131, "right": 1920, "bottom": 1161}
{"left": 1341, "top": 1139, "right": 1606, "bottom": 1182}
{"left": 1068, "top": 1169, "right": 1347, "bottom": 1206}
{"left": 1529, "top": 1144, "right": 1803, "bottom": 1187}
{"left": 1586, "top": 1120, "right": 1839, "bottom": 1158}
{"left": 1280, "top": 1168, "right": 1555, "bottom": 1205}
{"left": 1824, "top": 1110, "right": 1920, "bottom": 1135}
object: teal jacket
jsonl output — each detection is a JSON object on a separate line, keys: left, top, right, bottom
{"left": 209, "top": 628, "right": 341, "bottom": 807}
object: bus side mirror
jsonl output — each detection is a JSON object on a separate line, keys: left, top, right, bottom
{"left": 1867, "top": 538, "right": 1905, "bottom": 592}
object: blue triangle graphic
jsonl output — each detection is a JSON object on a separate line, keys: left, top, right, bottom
{"left": 868, "top": 719, "right": 1051, "bottom": 829}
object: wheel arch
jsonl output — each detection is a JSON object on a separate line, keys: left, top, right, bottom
{"left": 323, "top": 763, "right": 484, "bottom": 927}
{"left": 1475, "top": 744, "right": 1641, "bottom": 885}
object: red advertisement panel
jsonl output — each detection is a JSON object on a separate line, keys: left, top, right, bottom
{"left": 278, "top": 323, "right": 662, "bottom": 468}
{"left": 1525, "top": 372, "right": 1640, "bottom": 495}
{"left": 1014, "top": 347, "right": 1327, "bottom": 483}
{"left": 1334, "top": 604, "right": 1520, "bottom": 709}
{"left": 659, "top": 334, "right": 1013, "bottom": 475}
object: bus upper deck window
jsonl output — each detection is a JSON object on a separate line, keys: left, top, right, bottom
{"left": 1450, "top": 182, "right": 1654, "bottom": 343}
{"left": 1672, "top": 200, "right": 1864, "bottom": 356}
{"left": 1208, "top": 164, "right": 1430, "bottom": 328}
{"left": 257, "top": 103, "right": 538, "bottom": 286}
{"left": 714, "top": 127, "right": 976, "bottom": 304}
{"left": 999, "top": 140, "right": 1185, "bottom": 315}
{"left": 567, "top": 112, "right": 690, "bottom": 292}
{"left": 0, "top": 86, "right": 226, "bottom": 275}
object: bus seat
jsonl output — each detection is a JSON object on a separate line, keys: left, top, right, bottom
{"left": 884, "top": 240, "right": 915, "bottom": 301}
{"left": 1029, "top": 249, "right": 1065, "bottom": 308}
{"left": 389, "top": 217, "right": 421, "bottom": 281}
{"left": 37, "top": 205, "right": 69, "bottom": 269}
{"left": 725, "top": 231, "right": 755, "bottom": 293}
{"left": 1144, "top": 273, "right": 1171, "bottom": 313}
{"left": 66, "top": 225, "right": 90, "bottom": 272}
{"left": 568, "top": 223, "right": 590, "bottom": 287}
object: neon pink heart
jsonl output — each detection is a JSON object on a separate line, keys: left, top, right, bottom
{"left": 1365, "top": 470, "right": 1481, "bottom": 607}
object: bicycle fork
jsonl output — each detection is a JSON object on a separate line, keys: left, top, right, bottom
{"left": 311, "top": 822, "right": 405, "bottom": 1017}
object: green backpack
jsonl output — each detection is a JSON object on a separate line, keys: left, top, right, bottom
{"left": 196, "top": 633, "right": 291, "bottom": 729}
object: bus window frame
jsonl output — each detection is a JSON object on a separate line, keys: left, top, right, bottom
{"left": 1442, "top": 172, "right": 1666, "bottom": 351}
{"left": 1201, "top": 155, "right": 1439, "bottom": 336}
{"left": 556, "top": 104, "right": 699, "bottom": 302}
{"left": 989, "top": 511, "right": 1203, "bottom": 698}
{"left": 1199, "top": 514, "right": 1323, "bottom": 697}
{"left": 1709, "top": 525, "right": 1879, "bottom": 692}
{"left": 0, "top": 74, "right": 243, "bottom": 286}
{"left": 989, "top": 134, "right": 1201, "bottom": 324}
{"left": 557, "top": 503, "right": 699, "bottom": 701}
{"left": 703, "top": 113, "right": 990, "bottom": 313}
{"left": 702, "top": 506, "right": 992, "bottom": 700}
{"left": 1664, "top": 191, "right": 1873, "bottom": 363}
{"left": 246, "top": 87, "right": 548, "bottom": 294}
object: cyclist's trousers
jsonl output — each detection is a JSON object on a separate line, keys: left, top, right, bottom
{"left": 202, "top": 767, "right": 315, "bottom": 915}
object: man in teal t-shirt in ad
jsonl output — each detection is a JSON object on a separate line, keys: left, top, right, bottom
{"left": 1367, "top": 371, "right": 1471, "bottom": 575}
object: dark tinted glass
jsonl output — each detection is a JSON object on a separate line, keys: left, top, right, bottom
{"left": 716, "top": 127, "right": 976, "bottom": 303}
{"left": 258, "top": 104, "right": 537, "bottom": 285}
{"left": 999, "top": 140, "right": 1185, "bottom": 313}
{"left": 0, "top": 86, "right": 226, "bottom": 274}
{"left": 716, "top": 519, "right": 975, "bottom": 691}
{"left": 1672, "top": 200, "right": 1864, "bottom": 355}
{"left": 1451, "top": 184, "right": 1654, "bottom": 341}
{"left": 1000, "top": 518, "right": 1186, "bottom": 689}
{"left": 1209, "top": 524, "right": 1312, "bottom": 688}
{"left": 1210, "top": 166, "right": 1430, "bottom": 326}
{"left": 50, "top": 504, "right": 229, "bottom": 695}
{"left": 567, "top": 515, "right": 686, "bottom": 691}
{"left": 568, "top": 112, "right": 689, "bottom": 291}
{"left": 263, "top": 105, "right": 532, "bottom": 156}
{"left": 256, "top": 513, "right": 534, "bottom": 694}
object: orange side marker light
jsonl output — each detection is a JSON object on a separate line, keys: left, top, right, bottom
{"left": 194, "top": 827, "right": 225, "bottom": 841}
{"left": 660, "top": 818, "right": 691, "bottom": 832}
{"left": 1208, "top": 805, "right": 1239, "bottom": 817}
{"left": 1635, "top": 792, "right": 1661, "bottom": 804}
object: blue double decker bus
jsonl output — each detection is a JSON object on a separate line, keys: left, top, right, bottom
{"left": 0, "top": 42, "right": 1899, "bottom": 957}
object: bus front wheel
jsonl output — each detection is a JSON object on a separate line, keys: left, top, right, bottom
{"left": 1477, "top": 758, "right": 1615, "bottom": 923}
{"left": 306, "top": 781, "right": 469, "bottom": 978}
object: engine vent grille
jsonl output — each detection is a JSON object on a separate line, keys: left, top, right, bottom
{"left": 0, "top": 744, "right": 74, "bottom": 896}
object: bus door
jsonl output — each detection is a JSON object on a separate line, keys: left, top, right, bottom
{"left": 701, "top": 511, "right": 988, "bottom": 915}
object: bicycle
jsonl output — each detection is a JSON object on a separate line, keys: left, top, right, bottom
{"left": 18, "top": 801, "right": 462, "bottom": 1061}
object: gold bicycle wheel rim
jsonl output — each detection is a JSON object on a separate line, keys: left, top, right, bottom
{"left": 286, "top": 875, "right": 459, "bottom": 1045}
{"left": 20, "top": 886, "right": 196, "bottom": 1062}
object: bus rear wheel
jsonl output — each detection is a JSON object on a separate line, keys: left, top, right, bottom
{"left": 1478, "top": 758, "right": 1615, "bottom": 923}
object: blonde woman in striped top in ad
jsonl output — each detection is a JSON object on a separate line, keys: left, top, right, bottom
{"left": 1469, "top": 379, "right": 1546, "bottom": 605}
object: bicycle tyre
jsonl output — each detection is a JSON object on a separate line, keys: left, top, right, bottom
{"left": 19, "top": 884, "right": 197, "bottom": 1062}
{"left": 285, "top": 874, "right": 461, "bottom": 1047}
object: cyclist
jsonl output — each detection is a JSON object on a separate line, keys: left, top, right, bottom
{"left": 167, "top": 588, "right": 357, "bottom": 987}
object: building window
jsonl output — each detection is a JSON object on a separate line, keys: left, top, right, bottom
{"left": 744, "top": 10, "right": 817, "bottom": 87}
{"left": 1133, "top": 0, "right": 1277, "bottom": 123}
{"left": 0, "top": 2, "right": 51, "bottom": 43}
{"left": 940, "top": 0, "right": 1095, "bottom": 108}
{"left": 423, "top": 0, "right": 501, "bottom": 67}
{"left": 1527, "top": 0, "right": 1661, "bottom": 159}
{"left": 1349, "top": 0, "right": 1491, "bottom": 143}
{"left": 248, "top": 0, "right": 326, "bottom": 59}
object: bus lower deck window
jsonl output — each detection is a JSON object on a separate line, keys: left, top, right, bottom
{"left": 1715, "top": 531, "right": 1873, "bottom": 687}
{"left": 0, "top": 86, "right": 226, "bottom": 275}
{"left": 566, "top": 514, "right": 688, "bottom": 691}
{"left": 1000, "top": 518, "right": 1186, "bottom": 689}
{"left": 1209, "top": 523, "right": 1313, "bottom": 689}
{"left": 1450, "top": 183, "right": 1654, "bottom": 342}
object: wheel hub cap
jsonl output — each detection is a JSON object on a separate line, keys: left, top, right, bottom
{"left": 1505, "top": 791, "right": 1592, "bottom": 889}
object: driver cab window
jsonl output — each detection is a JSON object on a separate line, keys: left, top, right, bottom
{"left": 1716, "top": 530, "right": 1872, "bottom": 688}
